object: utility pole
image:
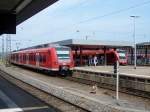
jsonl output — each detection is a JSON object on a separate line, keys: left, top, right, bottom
{"left": 5, "top": 34, "right": 11, "bottom": 66}
{"left": 16, "top": 42, "right": 21, "bottom": 50}
{"left": 76, "top": 30, "right": 80, "bottom": 39}
{"left": 130, "top": 16, "right": 140, "bottom": 69}
{"left": 2, "top": 35, "right": 4, "bottom": 62}
{"left": 86, "top": 35, "right": 88, "bottom": 40}
{"left": 93, "top": 32, "right": 95, "bottom": 38}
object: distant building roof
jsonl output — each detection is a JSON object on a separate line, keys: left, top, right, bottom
{"left": 137, "top": 42, "right": 150, "bottom": 46}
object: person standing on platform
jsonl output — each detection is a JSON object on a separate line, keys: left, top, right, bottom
{"left": 88, "top": 55, "right": 92, "bottom": 66}
{"left": 93, "top": 55, "right": 98, "bottom": 66}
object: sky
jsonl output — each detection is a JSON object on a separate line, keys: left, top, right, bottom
{"left": 1, "top": 0, "right": 150, "bottom": 50}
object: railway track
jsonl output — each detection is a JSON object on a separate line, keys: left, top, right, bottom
{"left": 63, "top": 75, "right": 150, "bottom": 99}
{"left": 0, "top": 70, "right": 88, "bottom": 112}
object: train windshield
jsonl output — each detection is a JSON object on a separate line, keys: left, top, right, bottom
{"left": 117, "top": 50, "right": 126, "bottom": 59}
{"left": 56, "top": 47, "right": 70, "bottom": 60}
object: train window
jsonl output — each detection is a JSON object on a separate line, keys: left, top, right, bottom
{"left": 137, "top": 78, "right": 145, "bottom": 82}
{"left": 30, "top": 55, "right": 32, "bottom": 61}
{"left": 33, "top": 54, "right": 35, "bottom": 61}
{"left": 39, "top": 55, "right": 42, "bottom": 62}
{"left": 20, "top": 55, "right": 21, "bottom": 61}
{"left": 14, "top": 55, "right": 15, "bottom": 61}
{"left": 128, "top": 77, "right": 135, "bottom": 81}
{"left": 26, "top": 54, "right": 29, "bottom": 61}
{"left": 38, "top": 54, "right": 46, "bottom": 63}
{"left": 15, "top": 54, "right": 17, "bottom": 61}
{"left": 111, "top": 53, "right": 115, "bottom": 58}
{"left": 29, "top": 55, "right": 31, "bottom": 61}
{"left": 31, "top": 54, "right": 33, "bottom": 61}
{"left": 29, "top": 54, "right": 30, "bottom": 60}
{"left": 16, "top": 54, "right": 19, "bottom": 61}
{"left": 48, "top": 50, "right": 51, "bottom": 55}
{"left": 30, "top": 54, "right": 33, "bottom": 61}
{"left": 23, "top": 55, "right": 26, "bottom": 61}
{"left": 36, "top": 55, "right": 38, "bottom": 61}
{"left": 43, "top": 55, "right": 46, "bottom": 63}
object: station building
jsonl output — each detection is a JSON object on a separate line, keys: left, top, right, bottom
{"left": 19, "top": 39, "right": 150, "bottom": 66}
{"left": 135, "top": 42, "right": 150, "bottom": 65}
{"left": 52, "top": 39, "right": 150, "bottom": 66}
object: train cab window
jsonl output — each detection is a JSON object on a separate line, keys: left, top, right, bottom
{"left": 56, "top": 47, "right": 70, "bottom": 60}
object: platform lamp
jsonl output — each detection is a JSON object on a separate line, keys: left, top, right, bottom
{"left": 130, "top": 16, "right": 140, "bottom": 69}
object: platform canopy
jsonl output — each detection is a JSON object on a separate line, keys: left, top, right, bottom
{"left": 137, "top": 42, "right": 150, "bottom": 49}
{"left": 52, "top": 39, "right": 133, "bottom": 50}
{"left": 0, "top": 0, "right": 58, "bottom": 35}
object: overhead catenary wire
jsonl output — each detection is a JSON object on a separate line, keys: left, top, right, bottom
{"left": 79, "top": 0, "right": 150, "bottom": 23}
{"left": 50, "top": 0, "right": 150, "bottom": 36}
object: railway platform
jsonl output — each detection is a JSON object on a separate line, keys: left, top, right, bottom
{"left": 73, "top": 65, "right": 150, "bottom": 98}
{"left": 0, "top": 64, "right": 150, "bottom": 112}
{"left": 74, "top": 65, "right": 150, "bottom": 77}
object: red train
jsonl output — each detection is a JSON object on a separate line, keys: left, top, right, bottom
{"left": 72, "top": 49, "right": 127, "bottom": 65}
{"left": 10, "top": 46, "right": 74, "bottom": 75}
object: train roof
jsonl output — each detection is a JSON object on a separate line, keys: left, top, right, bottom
{"left": 12, "top": 45, "right": 70, "bottom": 53}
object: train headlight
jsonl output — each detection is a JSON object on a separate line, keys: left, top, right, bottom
{"left": 62, "top": 63, "right": 66, "bottom": 65}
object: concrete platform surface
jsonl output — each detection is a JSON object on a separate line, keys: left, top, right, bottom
{"left": 0, "top": 71, "right": 57, "bottom": 112}
{"left": 0, "top": 64, "right": 150, "bottom": 112}
{"left": 75, "top": 66, "right": 150, "bottom": 78}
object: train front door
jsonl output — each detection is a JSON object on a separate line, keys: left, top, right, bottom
{"left": 36, "top": 53, "right": 39, "bottom": 67}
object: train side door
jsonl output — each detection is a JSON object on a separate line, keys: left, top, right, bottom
{"left": 36, "top": 53, "right": 39, "bottom": 67}
{"left": 26, "top": 53, "right": 29, "bottom": 64}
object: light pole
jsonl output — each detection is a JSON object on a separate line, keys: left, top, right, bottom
{"left": 76, "top": 30, "right": 80, "bottom": 39}
{"left": 130, "top": 16, "right": 139, "bottom": 69}
{"left": 16, "top": 42, "right": 21, "bottom": 50}
{"left": 86, "top": 35, "right": 88, "bottom": 40}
